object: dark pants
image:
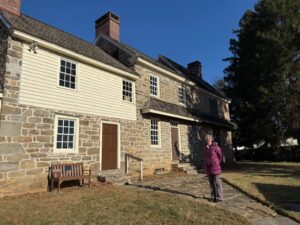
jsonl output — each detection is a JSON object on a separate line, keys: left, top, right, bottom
{"left": 208, "top": 174, "right": 223, "bottom": 200}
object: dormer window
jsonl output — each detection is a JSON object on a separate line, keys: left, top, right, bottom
{"left": 150, "top": 75, "right": 159, "bottom": 97}
{"left": 59, "top": 59, "right": 76, "bottom": 89}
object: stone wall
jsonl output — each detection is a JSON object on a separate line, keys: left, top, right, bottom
{"left": 0, "top": 19, "right": 8, "bottom": 92}
{"left": 133, "top": 64, "right": 234, "bottom": 173}
{"left": 0, "top": 37, "right": 136, "bottom": 196}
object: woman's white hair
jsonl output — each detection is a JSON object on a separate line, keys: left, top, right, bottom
{"left": 205, "top": 134, "right": 214, "bottom": 142}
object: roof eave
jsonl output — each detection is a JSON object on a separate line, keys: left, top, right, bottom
{"left": 13, "top": 30, "right": 139, "bottom": 81}
{"left": 0, "top": 12, "right": 13, "bottom": 34}
{"left": 141, "top": 108, "right": 201, "bottom": 123}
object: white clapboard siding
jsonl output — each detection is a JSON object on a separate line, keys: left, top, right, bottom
{"left": 19, "top": 44, "right": 136, "bottom": 120}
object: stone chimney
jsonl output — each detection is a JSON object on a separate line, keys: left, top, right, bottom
{"left": 187, "top": 61, "right": 202, "bottom": 80}
{"left": 0, "top": 0, "right": 21, "bottom": 16}
{"left": 95, "top": 12, "right": 120, "bottom": 41}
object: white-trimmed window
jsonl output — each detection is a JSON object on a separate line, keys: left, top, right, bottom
{"left": 59, "top": 59, "right": 77, "bottom": 89}
{"left": 151, "top": 120, "right": 160, "bottom": 146}
{"left": 150, "top": 75, "right": 159, "bottom": 97}
{"left": 54, "top": 115, "right": 79, "bottom": 152}
{"left": 123, "top": 80, "right": 133, "bottom": 102}
{"left": 178, "top": 85, "right": 187, "bottom": 105}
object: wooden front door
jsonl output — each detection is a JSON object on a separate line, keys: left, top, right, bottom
{"left": 102, "top": 123, "right": 118, "bottom": 170}
{"left": 171, "top": 127, "right": 180, "bottom": 161}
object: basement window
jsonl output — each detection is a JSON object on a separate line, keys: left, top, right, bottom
{"left": 59, "top": 59, "right": 77, "bottom": 89}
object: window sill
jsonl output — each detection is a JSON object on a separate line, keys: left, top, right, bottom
{"left": 53, "top": 149, "right": 79, "bottom": 154}
{"left": 150, "top": 145, "right": 161, "bottom": 148}
{"left": 56, "top": 85, "right": 78, "bottom": 92}
{"left": 122, "top": 99, "right": 136, "bottom": 105}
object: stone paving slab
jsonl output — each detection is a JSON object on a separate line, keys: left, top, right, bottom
{"left": 128, "top": 174, "right": 299, "bottom": 225}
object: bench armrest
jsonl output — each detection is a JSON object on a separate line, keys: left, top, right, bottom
{"left": 83, "top": 169, "right": 92, "bottom": 176}
{"left": 51, "top": 172, "right": 61, "bottom": 179}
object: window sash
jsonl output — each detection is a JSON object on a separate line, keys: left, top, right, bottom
{"left": 59, "top": 59, "right": 76, "bottom": 89}
{"left": 151, "top": 120, "right": 159, "bottom": 146}
{"left": 178, "top": 86, "right": 187, "bottom": 104}
{"left": 54, "top": 116, "right": 78, "bottom": 152}
{"left": 123, "top": 80, "right": 133, "bottom": 102}
{"left": 150, "top": 76, "right": 158, "bottom": 96}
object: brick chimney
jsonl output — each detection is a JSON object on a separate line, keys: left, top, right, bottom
{"left": 0, "top": 0, "right": 21, "bottom": 16}
{"left": 187, "top": 61, "right": 202, "bottom": 80}
{"left": 95, "top": 12, "right": 120, "bottom": 41}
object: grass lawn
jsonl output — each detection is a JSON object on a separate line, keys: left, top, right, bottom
{"left": 222, "top": 161, "right": 300, "bottom": 222}
{"left": 0, "top": 185, "right": 251, "bottom": 225}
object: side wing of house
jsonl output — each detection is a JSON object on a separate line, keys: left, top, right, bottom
{"left": 96, "top": 32, "right": 235, "bottom": 173}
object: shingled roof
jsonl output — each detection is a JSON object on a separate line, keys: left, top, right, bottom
{"left": 0, "top": 11, "right": 135, "bottom": 74}
{"left": 96, "top": 34, "right": 228, "bottom": 100}
{"left": 142, "top": 98, "right": 236, "bottom": 129}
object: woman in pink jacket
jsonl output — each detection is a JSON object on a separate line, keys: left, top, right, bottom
{"left": 204, "top": 134, "right": 223, "bottom": 202}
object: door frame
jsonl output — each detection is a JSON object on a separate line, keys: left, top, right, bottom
{"left": 170, "top": 123, "right": 182, "bottom": 161}
{"left": 100, "top": 121, "right": 121, "bottom": 171}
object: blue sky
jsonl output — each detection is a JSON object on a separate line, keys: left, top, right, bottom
{"left": 21, "top": 0, "right": 257, "bottom": 84}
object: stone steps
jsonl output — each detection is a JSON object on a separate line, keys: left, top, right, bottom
{"left": 97, "top": 169, "right": 140, "bottom": 185}
{"left": 177, "top": 163, "right": 199, "bottom": 175}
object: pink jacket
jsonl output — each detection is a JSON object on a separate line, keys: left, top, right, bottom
{"left": 204, "top": 142, "right": 222, "bottom": 175}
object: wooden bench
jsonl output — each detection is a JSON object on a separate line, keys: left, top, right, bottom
{"left": 49, "top": 163, "right": 91, "bottom": 192}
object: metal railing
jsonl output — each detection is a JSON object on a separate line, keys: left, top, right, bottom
{"left": 125, "top": 153, "right": 143, "bottom": 181}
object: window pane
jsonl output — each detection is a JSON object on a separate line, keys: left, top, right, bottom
{"left": 68, "top": 143, "right": 73, "bottom": 149}
{"left": 58, "top": 120, "right": 63, "bottom": 126}
{"left": 58, "top": 127, "right": 63, "bottom": 133}
{"left": 63, "top": 135, "right": 68, "bottom": 141}
{"left": 57, "top": 142, "right": 62, "bottom": 149}
{"left": 63, "top": 142, "right": 68, "bottom": 149}
{"left": 57, "top": 135, "right": 62, "bottom": 141}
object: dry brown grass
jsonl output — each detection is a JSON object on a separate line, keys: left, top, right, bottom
{"left": 222, "top": 161, "right": 300, "bottom": 222}
{"left": 0, "top": 185, "right": 251, "bottom": 225}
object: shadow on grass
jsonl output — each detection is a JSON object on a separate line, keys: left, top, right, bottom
{"left": 127, "top": 184, "right": 206, "bottom": 199}
{"left": 254, "top": 183, "right": 300, "bottom": 212}
{"left": 223, "top": 162, "right": 300, "bottom": 179}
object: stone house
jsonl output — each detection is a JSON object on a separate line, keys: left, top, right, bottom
{"left": 0, "top": 1, "right": 235, "bottom": 196}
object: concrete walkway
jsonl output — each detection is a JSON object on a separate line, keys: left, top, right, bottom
{"left": 127, "top": 175, "right": 299, "bottom": 225}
